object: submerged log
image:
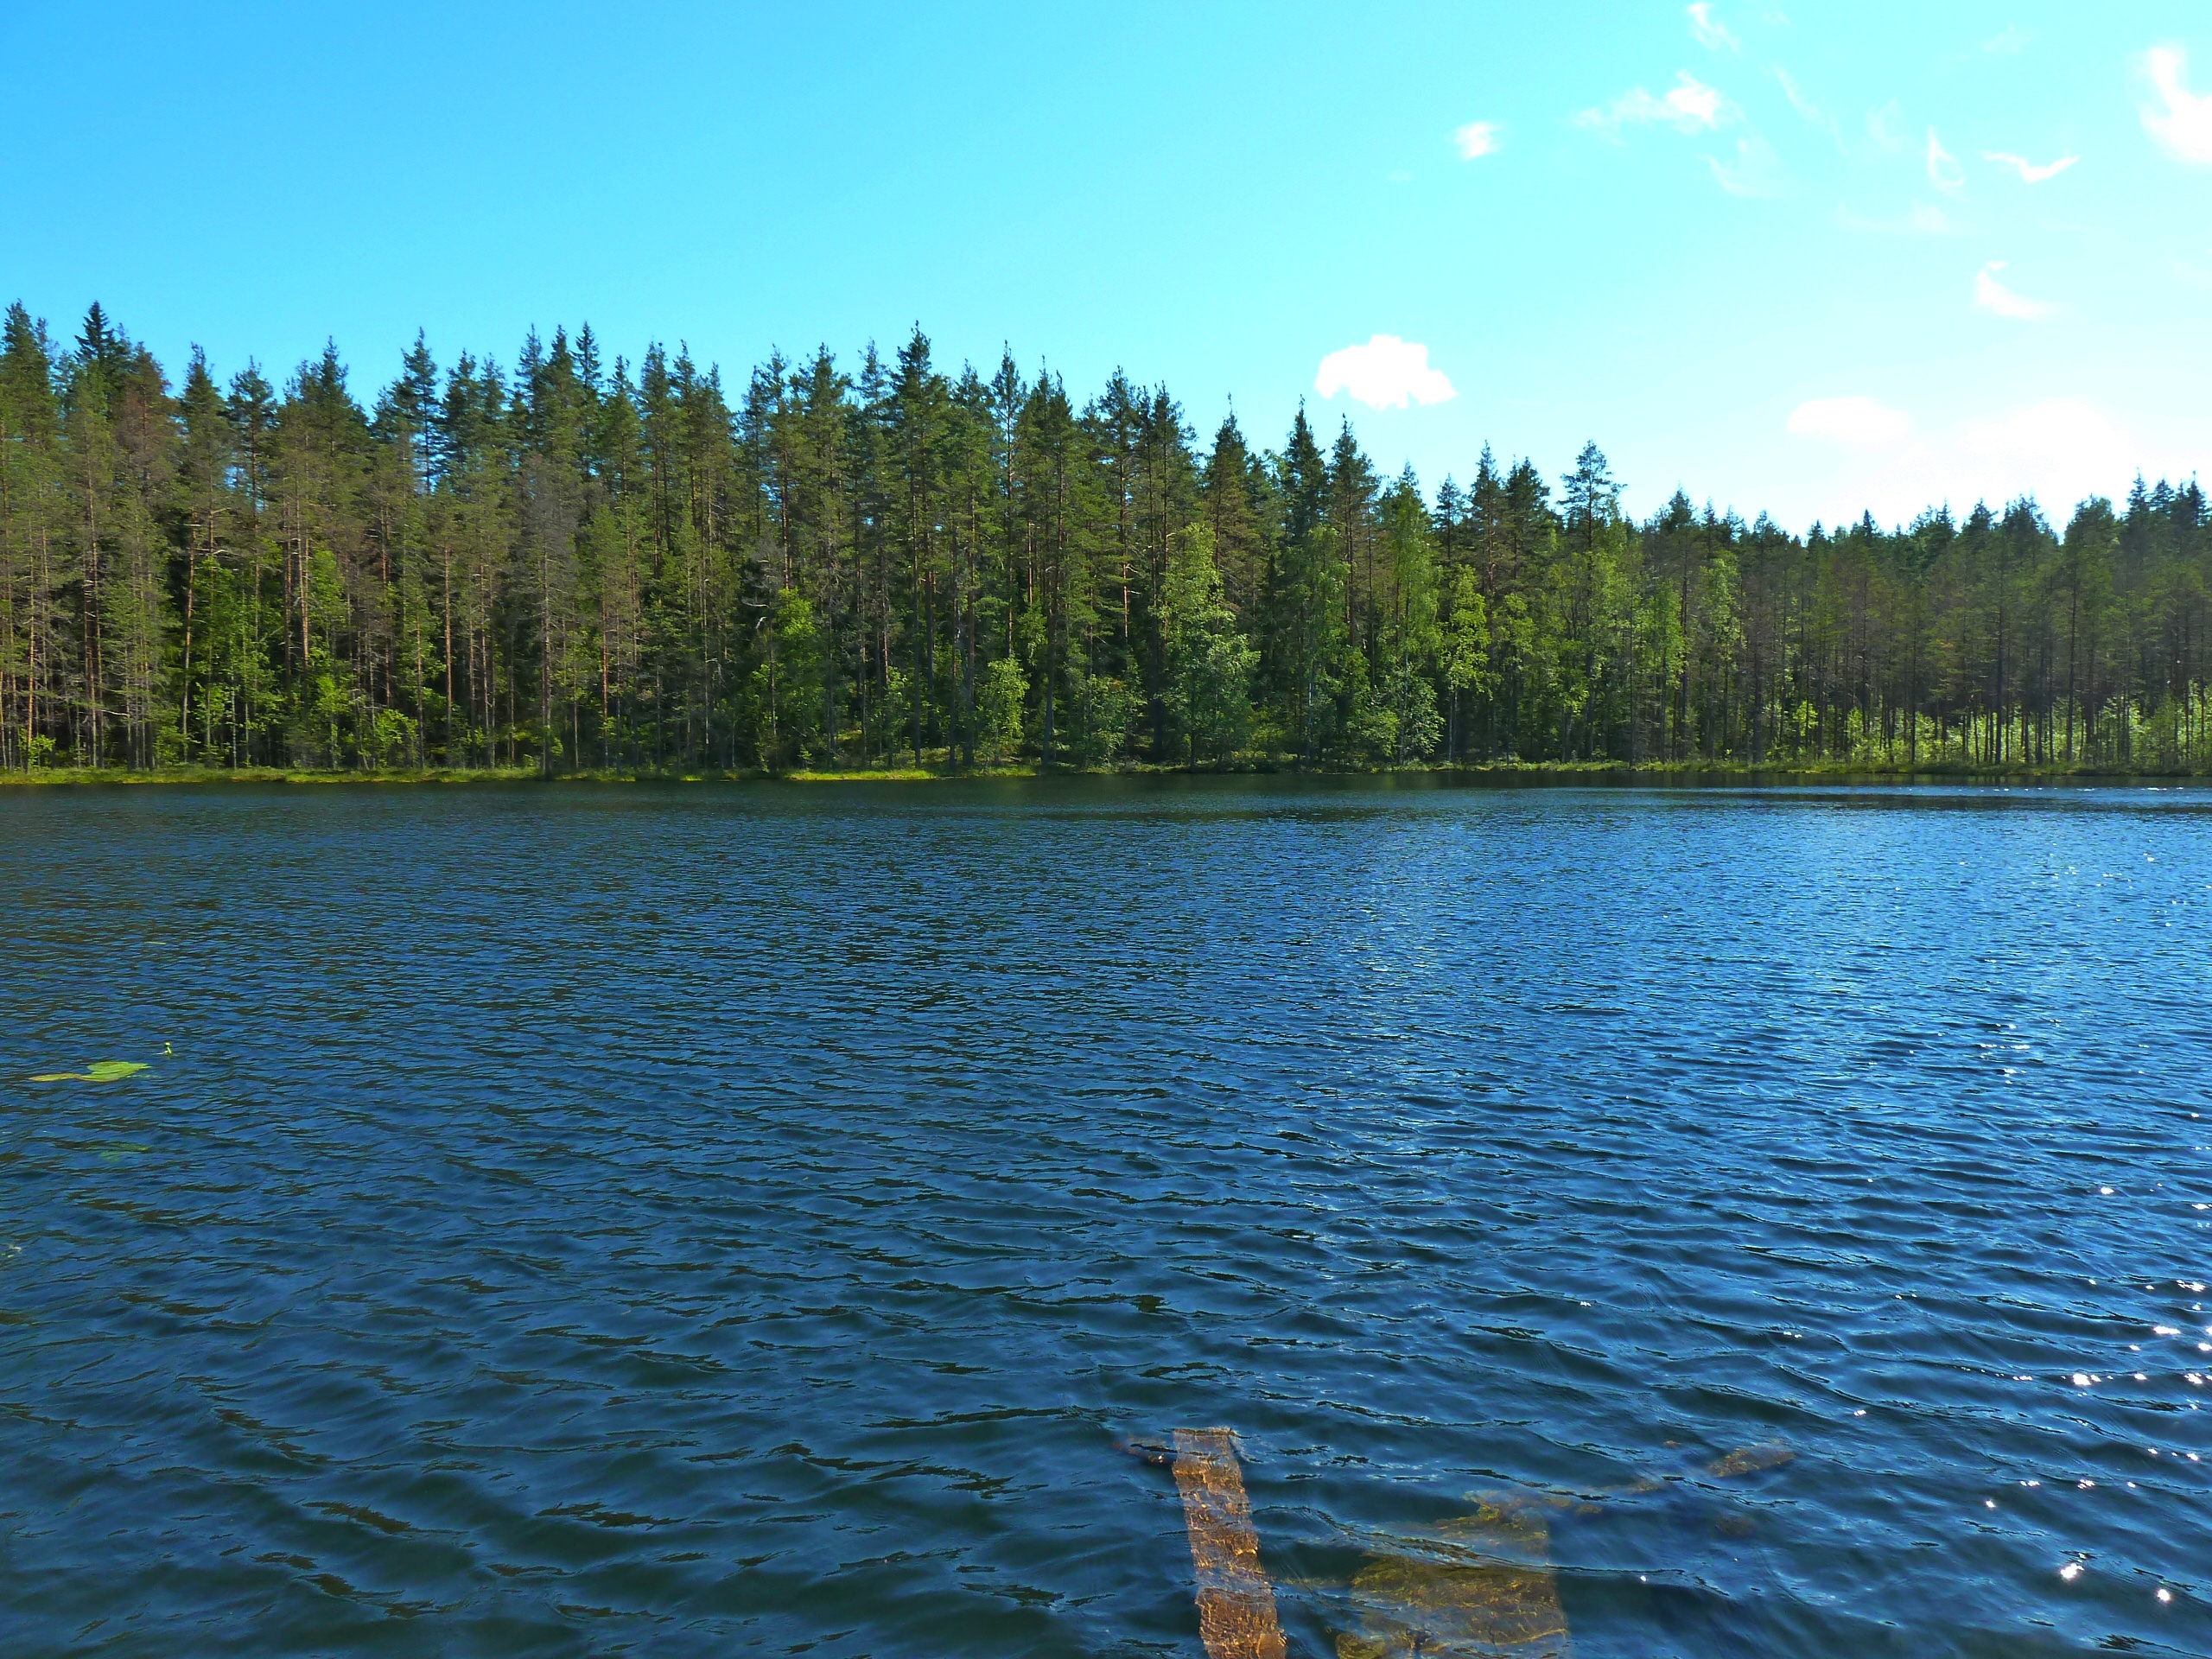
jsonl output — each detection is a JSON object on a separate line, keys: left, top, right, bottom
{"left": 1172, "top": 1427, "right": 1287, "bottom": 1659}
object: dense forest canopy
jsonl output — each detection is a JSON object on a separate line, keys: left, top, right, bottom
{"left": 2, "top": 301, "right": 2208, "bottom": 774}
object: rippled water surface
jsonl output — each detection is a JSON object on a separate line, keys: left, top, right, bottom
{"left": 4, "top": 779, "right": 2211, "bottom": 1656}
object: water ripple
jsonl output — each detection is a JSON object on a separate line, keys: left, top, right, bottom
{"left": 2, "top": 779, "right": 2209, "bottom": 1656}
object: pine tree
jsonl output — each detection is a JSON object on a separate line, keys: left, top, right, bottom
{"left": 4, "top": 296, "right": 2211, "bottom": 778}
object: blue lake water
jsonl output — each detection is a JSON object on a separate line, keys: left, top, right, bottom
{"left": 3, "top": 779, "right": 2209, "bottom": 1656}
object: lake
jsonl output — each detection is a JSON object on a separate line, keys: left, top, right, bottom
{"left": 3, "top": 779, "right": 2208, "bottom": 1656}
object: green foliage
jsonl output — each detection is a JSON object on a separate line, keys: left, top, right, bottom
{"left": 1444, "top": 569, "right": 1491, "bottom": 697}
{"left": 752, "top": 587, "right": 824, "bottom": 768}
{"left": 1370, "top": 474, "right": 1443, "bottom": 763}
{"left": 1065, "top": 672, "right": 1130, "bottom": 766}
{"left": 1160, "top": 524, "right": 1254, "bottom": 763}
{"left": 977, "top": 656, "right": 1027, "bottom": 763}
{"left": 0, "top": 302, "right": 2208, "bottom": 777}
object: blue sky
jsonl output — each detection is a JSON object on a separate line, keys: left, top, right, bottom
{"left": 3, "top": 1, "right": 2208, "bottom": 530}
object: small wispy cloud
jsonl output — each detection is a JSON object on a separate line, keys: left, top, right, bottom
{"left": 1707, "top": 135, "right": 1785, "bottom": 196}
{"left": 1788, "top": 396, "right": 1912, "bottom": 447}
{"left": 1865, "top": 101, "right": 1909, "bottom": 154}
{"left": 1688, "top": 3, "right": 1738, "bottom": 51}
{"left": 1577, "top": 73, "right": 1730, "bottom": 134}
{"left": 1314, "top": 337, "right": 1457, "bottom": 410}
{"left": 1835, "top": 201, "right": 1955, "bottom": 236}
{"left": 1453, "top": 121, "right": 1500, "bottom": 160}
{"left": 1983, "top": 25, "right": 2031, "bottom": 56}
{"left": 1774, "top": 67, "right": 1821, "bottom": 123}
{"left": 1975, "top": 261, "right": 2053, "bottom": 321}
{"left": 1925, "top": 129, "right": 1965, "bottom": 194}
{"left": 2143, "top": 46, "right": 2212, "bottom": 165}
{"left": 1983, "top": 149, "right": 2078, "bottom": 184}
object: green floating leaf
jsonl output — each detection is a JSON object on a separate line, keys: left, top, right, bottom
{"left": 28, "top": 1060, "right": 149, "bottom": 1084}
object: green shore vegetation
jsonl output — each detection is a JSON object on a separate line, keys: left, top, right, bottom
{"left": 3, "top": 302, "right": 2210, "bottom": 781}
{"left": 4, "top": 756, "right": 2198, "bottom": 788}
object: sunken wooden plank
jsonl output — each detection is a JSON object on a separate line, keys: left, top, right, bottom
{"left": 1172, "top": 1427, "right": 1287, "bottom": 1659}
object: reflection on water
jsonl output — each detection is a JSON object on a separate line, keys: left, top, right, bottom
{"left": 1, "top": 779, "right": 2209, "bottom": 1656}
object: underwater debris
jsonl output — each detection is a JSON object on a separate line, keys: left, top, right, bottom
{"left": 1119, "top": 1437, "right": 1175, "bottom": 1469}
{"left": 1335, "top": 1496, "right": 1571, "bottom": 1659}
{"left": 1706, "top": 1444, "right": 1794, "bottom": 1479}
{"left": 1173, "top": 1427, "right": 1286, "bottom": 1659}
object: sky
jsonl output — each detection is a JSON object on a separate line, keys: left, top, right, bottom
{"left": 3, "top": 0, "right": 2209, "bottom": 531}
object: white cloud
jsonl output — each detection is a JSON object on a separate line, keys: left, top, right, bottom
{"left": 1314, "top": 337, "right": 1457, "bottom": 410}
{"left": 1453, "top": 121, "right": 1499, "bottom": 160}
{"left": 2143, "top": 46, "right": 2212, "bottom": 164}
{"left": 1788, "top": 396, "right": 1912, "bottom": 447}
{"left": 1774, "top": 67, "right": 1821, "bottom": 123}
{"left": 1578, "top": 73, "right": 1729, "bottom": 134}
{"left": 1865, "top": 100, "right": 1908, "bottom": 154}
{"left": 1925, "top": 129, "right": 1965, "bottom": 194}
{"left": 1707, "top": 135, "right": 1785, "bottom": 196}
{"left": 1974, "top": 261, "right": 2053, "bottom": 321}
{"left": 1983, "top": 25, "right": 2031, "bottom": 56}
{"left": 1983, "top": 149, "right": 2079, "bottom": 183}
{"left": 1688, "top": 3, "right": 1738, "bottom": 51}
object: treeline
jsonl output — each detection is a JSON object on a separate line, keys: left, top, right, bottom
{"left": 3, "top": 301, "right": 2209, "bottom": 776}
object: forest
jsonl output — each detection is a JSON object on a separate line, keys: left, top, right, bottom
{"left": 2, "top": 301, "right": 2209, "bottom": 777}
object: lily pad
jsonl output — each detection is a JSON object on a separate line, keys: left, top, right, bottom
{"left": 29, "top": 1060, "right": 149, "bottom": 1084}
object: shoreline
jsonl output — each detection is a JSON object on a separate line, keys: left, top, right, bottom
{"left": 3, "top": 760, "right": 2206, "bottom": 789}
